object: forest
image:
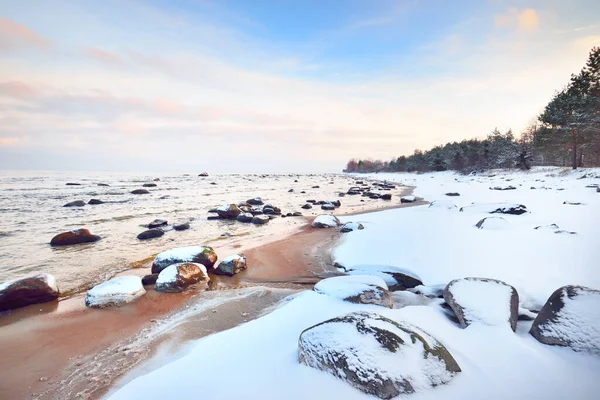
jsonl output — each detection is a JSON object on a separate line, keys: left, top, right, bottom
{"left": 344, "top": 47, "right": 600, "bottom": 173}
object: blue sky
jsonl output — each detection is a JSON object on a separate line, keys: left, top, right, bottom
{"left": 0, "top": 0, "right": 599, "bottom": 172}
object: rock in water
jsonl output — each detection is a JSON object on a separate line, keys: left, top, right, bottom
{"left": 148, "top": 219, "right": 168, "bottom": 228}
{"left": 143, "top": 183, "right": 157, "bottom": 187}
{"left": 137, "top": 229, "right": 164, "bottom": 240}
{"left": 50, "top": 228, "right": 101, "bottom": 246}
{"left": 246, "top": 197, "right": 263, "bottom": 205}
{"left": 213, "top": 254, "right": 247, "bottom": 276}
{"left": 251, "top": 215, "right": 270, "bottom": 225}
{"left": 314, "top": 275, "right": 393, "bottom": 308}
{"left": 216, "top": 204, "right": 241, "bottom": 219}
{"left": 340, "top": 222, "right": 364, "bottom": 233}
{"left": 298, "top": 312, "right": 461, "bottom": 399}
{"left": 340, "top": 265, "right": 423, "bottom": 291}
{"left": 173, "top": 222, "right": 190, "bottom": 231}
{"left": 141, "top": 273, "right": 159, "bottom": 286}
{"left": 443, "top": 277, "right": 519, "bottom": 331}
{"left": 311, "top": 215, "right": 341, "bottom": 228}
{"left": 236, "top": 212, "right": 254, "bottom": 223}
{"left": 321, "top": 203, "right": 335, "bottom": 210}
{"left": 131, "top": 189, "right": 150, "bottom": 195}
{"left": 198, "top": 172, "right": 209, "bottom": 177}
{"left": 85, "top": 276, "right": 145, "bottom": 308}
{"left": 381, "top": 193, "right": 392, "bottom": 200}
{"left": 530, "top": 285, "right": 600, "bottom": 355}
{"left": 88, "top": 199, "right": 105, "bottom": 205}
{"left": 445, "top": 192, "right": 460, "bottom": 197}
{"left": 151, "top": 246, "right": 217, "bottom": 274}
{"left": 0, "top": 274, "right": 59, "bottom": 312}
{"left": 63, "top": 200, "right": 86, "bottom": 207}
{"left": 155, "top": 263, "right": 210, "bottom": 293}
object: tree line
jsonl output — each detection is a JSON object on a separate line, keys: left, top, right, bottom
{"left": 344, "top": 47, "right": 600, "bottom": 173}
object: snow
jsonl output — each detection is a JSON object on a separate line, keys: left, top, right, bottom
{"left": 475, "top": 216, "right": 509, "bottom": 230}
{"left": 85, "top": 276, "right": 145, "bottom": 308}
{"left": 340, "top": 265, "right": 421, "bottom": 289}
{"left": 311, "top": 214, "right": 340, "bottom": 228}
{"left": 447, "top": 279, "right": 514, "bottom": 327}
{"left": 153, "top": 246, "right": 212, "bottom": 265}
{"left": 314, "top": 275, "right": 388, "bottom": 300}
{"left": 155, "top": 264, "right": 179, "bottom": 285}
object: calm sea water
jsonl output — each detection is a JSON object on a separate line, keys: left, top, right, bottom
{"left": 0, "top": 171, "right": 402, "bottom": 294}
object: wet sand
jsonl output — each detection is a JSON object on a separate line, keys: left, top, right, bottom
{"left": 0, "top": 185, "right": 422, "bottom": 400}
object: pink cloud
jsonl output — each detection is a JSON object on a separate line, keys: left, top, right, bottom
{"left": 0, "top": 18, "right": 51, "bottom": 51}
{"left": 0, "top": 81, "right": 38, "bottom": 99}
{"left": 0, "top": 137, "right": 19, "bottom": 146}
{"left": 153, "top": 99, "right": 181, "bottom": 115}
{"left": 83, "top": 47, "right": 124, "bottom": 67}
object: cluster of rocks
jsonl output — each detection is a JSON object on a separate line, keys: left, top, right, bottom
{"left": 208, "top": 197, "right": 304, "bottom": 225}
{"left": 137, "top": 219, "right": 191, "bottom": 240}
{"left": 346, "top": 181, "right": 394, "bottom": 200}
{"left": 302, "top": 199, "right": 342, "bottom": 211}
{"left": 311, "top": 214, "right": 364, "bottom": 233}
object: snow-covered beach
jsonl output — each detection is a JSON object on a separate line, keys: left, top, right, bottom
{"left": 104, "top": 167, "right": 600, "bottom": 400}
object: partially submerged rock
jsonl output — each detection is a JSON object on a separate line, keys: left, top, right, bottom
{"left": 141, "top": 273, "right": 159, "bottom": 286}
{"left": 530, "top": 285, "right": 600, "bottom": 355}
{"left": 155, "top": 263, "right": 209, "bottom": 293}
{"left": 321, "top": 203, "right": 335, "bottom": 210}
{"left": 216, "top": 204, "right": 241, "bottom": 219}
{"left": 50, "top": 228, "right": 101, "bottom": 246}
{"left": 237, "top": 212, "right": 253, "bottom": 223}
{"left": 173, "top": 222, "right": 190, "bottom": 231}
{"left": 85, "top": 276, "right": 145, "bottom": 308}
{"left": 131, "top": 189, "right": 150, "bottom": 195}
{"left": 251, "top": 215, "right": 270, "bottom": 225}
{"left": 64, "top": 200, "right": 86, "bottom": 207}
{"left": 301, "top": 203, "right": 312, "bottom": 209}
{"left": 151, "top": 246, "right": 217, "bottom": 274}
{"left": 311, "top": 215, "right": 340, "bottom": 228}
{"left": 298, "top": 312, "right": 461, "bottom": 399}
{"left": 148, "top": 219, "right": 168, "bottom": 229}
{"left": 88, "top": 199, "right": 105, "bottom": 205}
{"left": 340, "top": 222, "right": 364, "bottom": 233}
{"left": 246, "top": 197, "right": 263, "bottom": 205}
{"left": 314, "top": 275, "right": 393, "bottom": 308}
{"left": 137, "top": 229, "right": 164, "bottom": 240}
{"left": 143, "top": 183, "right": 157, "bottom": 187}
{"left": 0, "top": 274, "right": 59, "bottom": 312}
{"left": 340, "top": 265, "right": 423, "bottom": 291}
{"left": 443, "top": 277, "right": 519, "bottom": 331}
{"left": 213, "top": 254, "right": 247, "bottom": 276}
{"left": 445, "top": 192, "right": 460, "bottom": 196}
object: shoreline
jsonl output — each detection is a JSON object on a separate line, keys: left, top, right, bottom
{"left": 0, "top": 185, "right": 420, "bottom": 400}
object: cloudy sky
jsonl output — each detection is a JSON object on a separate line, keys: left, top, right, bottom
{"left": 0, "top": 0, "right": 599, "bottom": 172}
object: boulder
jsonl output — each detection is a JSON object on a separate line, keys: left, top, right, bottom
{"left": 216, "top": 204, "right": 241, "bottom": 219}
{"left": 148, "top": 219, "right": 168, "bottom": 229}
{"left": 88, "top": 199, "right": 105, "bottom": 205}
{"left": 292, "top": 212, "right": 302, "bottom": 216}
{"left": 155, "top": 263, "right": 210, "bottom": 293}
{"left": 173, "top": 222, "right": 190, "bottom": 231}
{"left": 311, "top": 215, "right": 341, "bottom": 228}
{"left": 143, "top": 183, "right": 157, "bottom": 187}
{"left": 459, "top": 203, "right": 528, "bottom": 215}
{"left": 321, "top": 203, "right": 335, "bottom": 211}
{"left": 213, "top": 254, "right": 247, "bottom": 276}
{"left": 207, "top": 215, "right": 220, "bottom": 220}
{"left": 529, "top": 285, "right": 600, "bottom": 354}
{"left": 137, "top": 229, "right": 164, "bottom": 240}
{"left": 288, "top": 189, "right": 294, "bottom": 193}
{"left": 445, "top": 192, "right": 460, "bottom": 197}
{"left": 443, "top": 277, "right": 519, "bottom": 331}
{"left": 141, "top": 273, "right": 159, "bottom": 286}
{"left": 97, "top": 183, "right": 109, "bottom": 187}
{"left": 340, "top": 222, "right": 364, "bottom": 233}
{"left": 306, "top": 199, "right": 317, "bottom": 203}
{"left": 340, "top": 265, "right": 423, "bottom": 291}
{"left": 301, "top": 203, "right": 312, "bottom": 209}
{"left": 131, "top": 189, "right": 150, "bottom": 195}
{"left": 381, "top": 193, "right": 392, "bottom": 200}
{"left": 0, "top": 274, "right": 59, "bottom": 312}
{"left": 66, "top": 182, "right": 81, "bottom": 186}
{"left": 64, "top": 200, "right": 86, "bottom": 207}
{"left": 400, "top": 195, "right": 416, "bottom": 203}
{"left": 50, "top": 228, "right": 101, "bottom": 246}
{"left": 475, "top": 216, "right": 509, "bottom": 230}
{"left": 328, "top": 200, "right": 341, "bottom": 207}
{"left": 237, "top": 212, "right": 254, "bottom": 223}
{"left": 151, "top": 246, "right": 218, "bottom": 274}
{"left": 314, "top": 275, "right": 393, "bottom": 308}
{"left": 85, "top": 276, "right": 146, "bottom": 308}
{"left": 251, "top": 215, "right": 270, "bottom": 225}
{"left": 298, "top": 312, "right": 461, "bottom": 399}
{"left": 198, "top": 172, "right": 209, "bottom": 177}
{"left": 246, "top": 197, "right": 263, "bottom": 205}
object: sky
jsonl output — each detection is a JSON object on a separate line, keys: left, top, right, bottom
{"left": 0, "top": 0, "right": 599, "bottom": 172}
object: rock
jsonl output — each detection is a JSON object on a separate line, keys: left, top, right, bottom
{"left": 292, "top": 211, "right": 302, "bottom": 216}
{"left": 198, "top": 172, "right": 209, "bottom": 177}
{"left": 597, "top": 187, "right": 600, "bottom": 193}
{"left": 0, "top": 274, "right": 59, "bottom": 312}
{"left": 381, "top": 193, "right": 392, "bottom": 200}
{"left": 141, "top": 274, "right": 159, "bottom": 286}
{"left": 475, "top": 216, "right": 509, "bottom": 230}
{"left": 85, "top": 276, "right": 146, "bottom": 308}
{"left": 50, "top": 228, "right": 101, "bottom": 246}
{"left": 131, "top": 189, "right": 150, "bottom": 195}
{"left": 443, "top": 277, "right": 519, "bottom": 331}
{"left": 328, "top": 200, "right": 341, "bottom": 207}
{"left": 338, "top": 193, "right": 346, "bottom": 197}
{"left": 64, "top": 200, "right": 86, "bottom": 207}
{"left": 155, "top": 263, "right": 210, "bottom": 293}
{"left": 301, "top": 203, "right": 312, "bottom": 209}
{"left": 148, "top": 219, "right": 168, "bottom": 229}
{"left": 151, "top": 246, "right": 217, "bottom": 274}
{"left": 312, "top": 185, "right": 320, "bottom": 188}
{"left": 340, "top": 222, "right": 364, "bottom": 233}
{"left": 207, "top": 215, "right": 220, "bottom": 220}
{"left": 563, "top": 201, "right": 584, "bottom": 205}
{"left": 340, "top": 265, "right": 423, "bottom": 291}
{"left": 529, "top": 285, "right": 600, "bottom": 354}
{"left": 409, "top": 284, "right": 445, "bottom": 298}
{"left": 459, "top": 203, "right": 528, "bottom": 215}
{"left": 97, "top": 183, "right": 109, "bottom": 187}
{"left": 288, "top": 189, "right": 294, "bottom": 193}
{"left": 173, "top": 222, "right": 190, "bottom": 231}
{"left": 137, "top": 229, "right": 164, "bottom": 240}
{"left": 321, "top": 203, "right": 335, "bottom": 210}
{"left": 143, "top": 183, "right": 157, "bottom": 187}
{"left": 306, "top": 199, "right": 317, "bottom": 203}
{"left": 88, "top": 199, "right": 105, "bottom": 205}
{"left": 246, "top": 197, "right": 263, "bottom": 205}
{"left": 489, "top": 186, "right": 516, "bottom": 190}
{"left": 159, "top": 195, "right": 170, "bottom": 200}
{"left": 401, "top": 195, "right": 416, "bottom": 203}
{"left": 210, "top": 182, "right": 217, "bottom": 185}
{"left": 251, "top": 215, "right": 270, "bottom": 225}
{"left": 311, "top": 215, "right": 341, "bottom": 228}
{"left": 66, "top": 183, "right": 81, "bottom": 186}
{"left": 445, "top": 192, "right": 460, "bottom": 196}
{"left": 236, "top": 212, "right": 254, "bottom": 223}
{"left": 213, "top": 254, "right": 247, "bottom": 276}
{"left": 216, "top": 204, "right": 241, "bottom": 219}
{"left": 153, "top": 178, "right": 160, "bottom": 181}
{"left": 534, "top": 224, "right": 560, "bottom": 231}
{"left": 314, "top": 275, "right": 393, "bottom": 308}
{"left": 298, "top": 311, "right": 461, "bottom": 399}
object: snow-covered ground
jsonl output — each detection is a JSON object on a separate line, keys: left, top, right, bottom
{"left": 108, "top": 167, "right": 600, "bottom": 400}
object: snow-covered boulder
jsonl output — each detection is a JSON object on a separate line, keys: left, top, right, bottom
{"left": 489, "top": 185, "right": 516, "bottom": 190}
{"left": 311, "top": 215, "right": 341, "bottom": 228}
{"left": 339, "top": 265, "right": 423, "bottom": 292}
{"left": 213, "top": 255, "right": 247, "bottom": 276}
{"left": 530, "top": 285, "right": 600, "bottom": 355}
{"left": 216, "top": 204, "right": 241, "bottom": 219}
{"left": 314, "top": 275, "right": 393, "bottom": 308}
{"left": 50, "top": 228, "right": 101, "bottom": 246}
{"left": 85, "top": 276, "right": 145, "bottom": 308}
{"left": 340, "top": 222, "right": 364, "bottom": 233}
{"left": 251, "top": 215, "right": 270, "bottom": 225}
{"left": 321, "top": 203, "right": 335, "bottom": 210}
{"left": 236, "top": 212, "right": 253, "bottom": 223}
{"left": 151, "top": 246, "right": 217, "bottom": 274}
{"left": 475, "top": 216, "right": 509, "bottom": 230}
{"left": 443, "top": 277, "right": 519, "bottom": 331}
{"left": 0, "top": 273, "right": 59, "bottom": 311}
{"left": 155, "top": 263, "right": 210, "bottom": 293}
{"left": 298, "top": 312, "right": 461, "bottom": 399}
{"left": 401, "top": 195, "right": 416, "bottom": 203}
{"left": 459, "top": 203, "right": 528, "bottom": 215}
{"left": 247, "top": 197, "right": 263, "bottom": 205}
